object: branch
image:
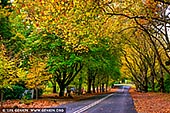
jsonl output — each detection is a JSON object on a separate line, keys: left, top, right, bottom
{"left": 65, "top": 62, "right": 83, "bottom": 86}
{"left": 154, "top": 0, "right": 170, "bottom": 5}
{"left": 106, "top": 13, "right": 146, "bottom": 20}
{"left": 106, "top": 12, "right": 170, "bottom": 24}
{"left": 124, "top": 54, "right": 144, "bottom": 86}
{"left": 134, "top": 18, "right": 170, "bottom": 75}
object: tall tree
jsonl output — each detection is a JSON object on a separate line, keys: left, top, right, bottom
{"left": 26, "top": 56, "right": 49, "bottom": 100}
{"left": 12, "top": 0, "right": 114, "bottom": 96}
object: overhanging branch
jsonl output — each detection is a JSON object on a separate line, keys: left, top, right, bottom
{"left": 154, "top": 0, "right": 170, "bottom": 5}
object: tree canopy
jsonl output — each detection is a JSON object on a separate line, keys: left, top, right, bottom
{"left": 1, "top": 0, "right": 170, "bottom": 99}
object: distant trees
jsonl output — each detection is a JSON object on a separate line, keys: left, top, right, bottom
{"left": 87, "top": 38, "right": 121, "bottom": 93}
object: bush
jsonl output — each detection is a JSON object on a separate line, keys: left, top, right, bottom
{"left": 22, "top": 90, "right": 33, "bottom": 100}
{"left": 37, "top": 88, "right": 43, "bottom": 96}
{"left": 4, "top": 85, "right": 25, "bottom": 100}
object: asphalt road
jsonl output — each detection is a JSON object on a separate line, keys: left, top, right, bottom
{"left": 56, "top": 86, "right": 137, "bottom": 113}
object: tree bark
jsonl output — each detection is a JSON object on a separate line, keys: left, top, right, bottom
{"left": 0, "top": 91, "right": 3, "bottom": 107}
{"left": 35, "top": 88, "right": 38, "bottom": 100}
{"left": 97, "top": 86, "right": 99, "bottom": 93}
{"left": 100, "top": 84, "right": 102, "bottom": 93}
{"left": 144, "top": 76, "right": 148, "bottom": 92}
{"left": 97, "top": 75, "right": 99, "bottom": 93}
{"left": 151, "top": 71, "right": 155, "bottom": 92}
{"left": 102, "top": 83, "right": 104, "bottom": 92}
{"left": 56, "top": 62, "right": 83, "bottom": 97}
{"left": 53, "top": 82, "right": 57, "bottom": 93}
{"left": 159, "top": 65, "right": 165, "bottom": 92}
{"left": 106, "top": 76, "right": 109, "bottom": 92}
{"left": 59, "top": 85, "right": 65, "bottom": 97}
{"left": 87, "top": 76, "right": 92, "bottom": 93}
{"left": 78, "top": 75, "right": 83, "bottom": 95}
{"left": 92, "top": 83, "right": 95, "bottom": 93}
{"left": 92, "top": 75, "right": 96, "bottom": 93}
{"left": 106, "top": 83, "right": 108, "bottom": 92}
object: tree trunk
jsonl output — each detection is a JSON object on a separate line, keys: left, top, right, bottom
{"left": 0, "top": 91, "right": 3, "bottom": 107}
{"left": 102, "top": 83, "right": 104, "bottom": 92}
{"left": 92, "top": 83, "right": 95, "bottom": 93}
{"left": 59, "top": 85, "right": 65, "bottom": 97}
{"left": 97, "top": 75, "right": 99, "bottom": 93}
{"left": 106, "top": 83, "right": 108, "bottom": 92}
{"left": 160, "top": 65, "right": 165, "bottom": 92}
{"left": 160, "top": 77, "right": 165, "bottom": 92}
{"left": 144, "top": 76, "right": 148, "bottom": 92}
{"left": 92, "top": 76, "right": 95, "bottom": 93}
{"left": 35, "top": 88, "right": 38, "bottom": 100}
{"left": 106, "top": 77, "right": 109, "bottom": 92}
{"left": 151, "top": 71, "right": 155, "bottom": 92}
{"left": 100, "top": 84, "right": 102, "bottom": 93}
{"left": 97, "top": 86, "right": 99, "bottom": 93}
{"left": 53, "top": 82, "right": 57, "bottom": 93}
{"left": 87, "top": 76, "right": 92, "bottom": 93}
{"left": 78, "top": 75, "right": 83, "bottom": 95}
{"left": 78, "top": 84, "right": 82, "bottom": 95}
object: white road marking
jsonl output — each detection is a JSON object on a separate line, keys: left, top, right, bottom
{"left": 73, "top": 93, "right": 114, "bottom": 113}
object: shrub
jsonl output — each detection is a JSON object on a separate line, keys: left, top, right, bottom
{"left": 4, "top": 85, "right": 25, "bottom": 100}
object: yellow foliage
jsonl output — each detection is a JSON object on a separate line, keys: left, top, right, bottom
{"left": 26, "top": 56, "right": 49, "bottom": 89}
{"left": 0, "top": 45, "right": 24, "bottom": 89}
{"left": 12, "top": 0, "right": 109, "bottom": 53}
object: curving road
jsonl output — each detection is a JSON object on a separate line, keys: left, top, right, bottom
{"left": 56, "top": 86, "right": 137, "bottom": 113}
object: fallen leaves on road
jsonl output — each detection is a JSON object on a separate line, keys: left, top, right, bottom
{"left": 130, "top": 88, "right": 170, "bottom": 113}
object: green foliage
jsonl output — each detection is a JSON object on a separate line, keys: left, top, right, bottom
{"left": 164, "top": 74, "right": 170, "bottom": 93}
{"left": 0, "top": 8, "right": 13, "bottom": 49}
{"left": 0, "top": 0, "right": 11, "bottom": 8}
{"left": 3, "top": 85, "right": 25, "bottom": 100}
{"left": 0, "top": 48, "right": 18, "bottom": 90}
{"left": 47, "top": 53, "right": 83, "bottom": 74}
{"left": 0, "top": 6, "right": 27, "bottom": 59}
{"left": 86, "top": 37, "right": 121, "bottom": 79}
{"left": 0, "top": 0, "right": 168, "bottom": 95}
{"left": 0, "top": 13, "right": 12, "bottom": 40}
{"left": 43, "top": 87, "right": 54, "bottom": 94}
